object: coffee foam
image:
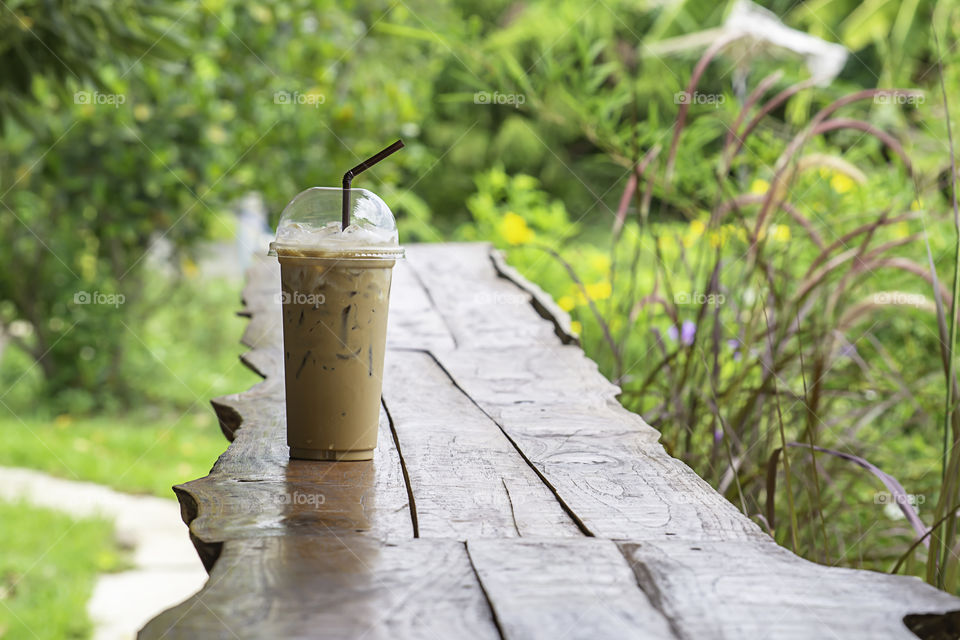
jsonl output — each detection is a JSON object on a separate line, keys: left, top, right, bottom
{"left": 276, "top": 221, "right": 398, "bottom": 248}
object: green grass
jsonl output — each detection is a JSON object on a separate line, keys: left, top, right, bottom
{"left": 0, "top": 273, "right": 256, "bottom": 498}
{"left": 0, "top": 500, "right": 128, "bottom": 640}
{"left": 0, "top": 409, "right": 229, "bottom": 498}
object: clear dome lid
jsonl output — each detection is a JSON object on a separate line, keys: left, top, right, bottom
{"left": 269, "top": 187, "right": 403, "bottom": 259}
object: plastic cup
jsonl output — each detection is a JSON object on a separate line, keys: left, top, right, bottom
{"left": 269, "top": 187, "right": 403, "bottom": 461}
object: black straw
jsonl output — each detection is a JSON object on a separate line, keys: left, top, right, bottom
{"left": 341, "top": 139, "right": 405, "bottom": 230}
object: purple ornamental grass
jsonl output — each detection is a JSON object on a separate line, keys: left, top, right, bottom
{"left": 727, "top": 338, "right": 742, "bottom": 361}
{"left": 667, "top": 320, "right": 697, "bottom": 346}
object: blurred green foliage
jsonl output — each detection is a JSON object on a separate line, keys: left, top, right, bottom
{"left": 1, "top": 0, "right": 954, "bottom": 407}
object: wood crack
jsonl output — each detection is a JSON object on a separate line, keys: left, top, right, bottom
{"left": 424, "top": 349, "right": 593, "bottom": 537}
{"left": 464, "top": 540, "right": 508, "bottom": 640}
{"left": 614, "top": 542, "right": 686, "bottom": 640}
{"left": 382, "top": 396, "right": 419, "bottom": 538}
{"left": 405, "top": 257, "right": 459, "bottom": 349}
{"left": 500, "top": 478, "right": 521, "bottom": 537}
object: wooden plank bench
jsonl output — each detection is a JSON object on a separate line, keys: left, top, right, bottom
{"left": 140, "top": 243, "right": 960, "bottom": 639}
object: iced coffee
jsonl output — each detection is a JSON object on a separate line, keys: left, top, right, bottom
{"left": 270, "top": 187, "right": 403, "bottom": 460}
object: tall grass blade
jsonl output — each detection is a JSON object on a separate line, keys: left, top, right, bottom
{"left": 761, "top": 300, "right": 799, "bottom": 552}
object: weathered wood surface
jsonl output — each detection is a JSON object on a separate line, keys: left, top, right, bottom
{"left": 382, "top": 349, "right": 580, "bottom": 539}
{"left": 141, "top": 244, "right": 960, "bottom": 640}
{"left": 145, "top": 536, "right": 498, "bottom": 640}
{"left": 621, "top": 539, "right": 960, "bottom": 639}
{"left": 466, "top": 538, "right": 675, "bottom": 639}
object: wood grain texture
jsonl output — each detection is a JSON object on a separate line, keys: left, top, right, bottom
{"left": 382, "top": 349, "right": 580, "bottom": 538}
{"left": 403, "top": 243, "right": 560, "bottom": 348}
{"left": 467, "top": 538, "right": 674, "bottom": 639}
{"left": 433, "top": 345, "right": 762, "bottom": 542}
{"left": 621, "top": 539, "right": 960, "bottom": 640}
{"left": 387, "top": 258, "right": 457, "bottom": 351}
{"left": 140, "top": 536, "right": 500, "bottom": 640}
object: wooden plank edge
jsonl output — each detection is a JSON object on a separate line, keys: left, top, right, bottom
{"left": 210, "top": 396, "right": 241, "bottom": 442}
{"left": 489, "top": 247, "right": 580, "bottom": 347}
{"left": 173, "top": 254, "right": 281, "bottom": 571}
{"left": 239, "top": 347, "right": 281, "bottom": 380}
{"left": 211, "top": 369, "right": 283, "bottom": 442}
{"left": 173, "top": 484, "right": 222, "bottom": 573}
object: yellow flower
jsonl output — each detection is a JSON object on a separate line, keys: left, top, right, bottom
{"left": 499, "top": 212, "right": 535, "bottom": 245}
{"left": 771, "top": 224, "right": 791, "bottom": 243}
{"left": 570, "top": 320, "right": 583, "bottom": 334}
{"left": 585, "top": 281, "right": 612, "bottom": 301}
{"left": 182, "top": 257, "right": 199, "bottom": 278}
{"left": 709, "top": 230, "right": 725, "bottom": 248}
{"left": 588, "top": 253, "right": 611, "bottom": 273}
{"left": 750, "top": 178, "right": 770, "bottom": 195}
{"left": 893, "top": 221, "right": 911, "bottom": 239}
{"left": 830, "top": 173, "right": 854, "bottom": 194}
{"left": 911, "top": 199, "right": 923, "bottom": 211}
{"left": 657, "top": 234, "right": 676, "bottom": 252}
{"left": 567, "top": 285, "right": 587, "bottom": 306}
{"left": 683, "top": 219, "right": 706, "bottom": 247}
{"left": 557, "top": 295, "right": 576, "bottom": 312}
